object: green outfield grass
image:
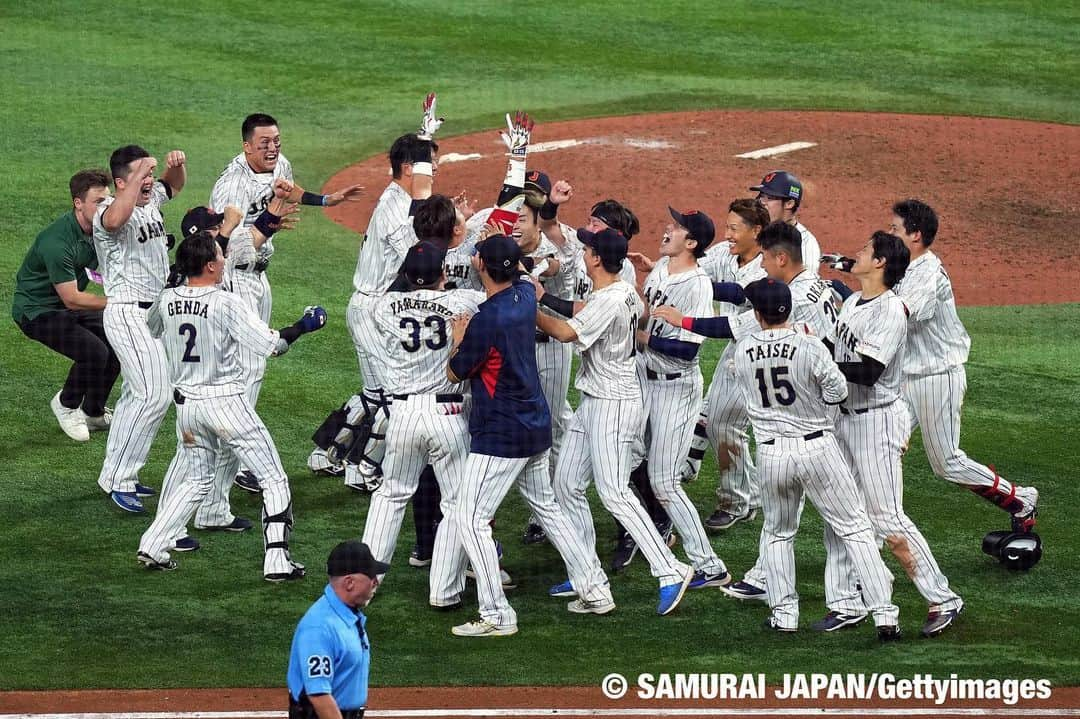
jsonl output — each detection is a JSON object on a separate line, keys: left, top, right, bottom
{"left": 1, "top": 0, "right": 1078, "bottom": 691}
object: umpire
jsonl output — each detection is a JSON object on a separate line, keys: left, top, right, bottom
{"left": 287, "top": 540, "right": 388, "bottom": 719}
{"left": 12, "top": 169, "right": 120, "bottom": 441}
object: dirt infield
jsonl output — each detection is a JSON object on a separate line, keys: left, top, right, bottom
{"left": 324, "top": 109, "right": 1080, "bottom": 306}
{"left": 4, "top": 685, "right": 1080, "bottom": 717}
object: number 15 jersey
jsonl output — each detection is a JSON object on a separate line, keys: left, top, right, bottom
{"left": 365, "top": 288, "right": 486, "bottom": 396}
{"left": 567, "top": 279, "right": 644, "bottom": 401}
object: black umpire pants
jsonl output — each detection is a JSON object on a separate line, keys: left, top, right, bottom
{"left": 18, "top": 309, "right": 120, "bottom": 418}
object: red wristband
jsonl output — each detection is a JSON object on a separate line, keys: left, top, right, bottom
{"left": 681, "top": 316, "right": 695, "bottom": 331}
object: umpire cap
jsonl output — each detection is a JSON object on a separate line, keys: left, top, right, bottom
{"left": 181, "top": 207, "right": 225, "bottom": 239}
{"left": 327, "top": 540, "right": 390, "bottom": 578}
{"left": 750, "top": 170, "right": 803, "bottom": 202}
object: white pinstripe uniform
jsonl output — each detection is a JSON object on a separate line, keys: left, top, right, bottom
{"left": 443, "top": 241, "right": 482, "bottom": 291}
{"left": 732, "top": 270, "right": 842, "bottom": 591}
{"left": 93, "top": 183, "right": 173, "bottom": 495}
{"left": 137, "top": 285, "right": 299, "bottom": 577}
{"left": 553, "top": 279, "right": 690, "bottom": 591}
{"left": 694, "top": 244, "right": 767, "bottom": 516}
{"left": 338, "top": 181, "right": 421, "bottom": 486}
{"left": 795, "top": 222, "right": 821, "bottom": 272}
{"left": 895, "top": 251, "right": 1036, "bottom": 513}
{"left": 529, "top": 233, "right": 576, "bottom": 479}
{"left": 734, "top": 326, "right": 898, "bottom": 629}
{"left": 825, "top": 290, "right": 962, "bottom": 616}
{"left": 637, "top": 258, "right": 728, "bottom": 577}
{"left": 357, "top": 287, "right": 484, "bottom": 606}
{"left": 194, "top": 153, "right": 294, "bottom": 527}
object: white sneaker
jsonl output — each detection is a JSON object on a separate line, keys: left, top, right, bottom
{"left": 85, "top": 407, "right": 113, "bottom": 432}
{"left": 451, "top": 619, "right": 517, "bottom": 637}
{"left": 568, "top": 597, "right": 616, "bottom": 615}
{"left": 50, "top": 392, "right": 89, "bottom": 441}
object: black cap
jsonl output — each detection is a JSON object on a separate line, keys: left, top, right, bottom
{"left": 668, "top": 206, "right": 715, "bottom": 250}
{"left": 577, "top": 227, "right": 628, "bottom": 267}
{"left": 180, "top": 207, "right": 225, "bottom": 239}
{"left": 750, "top": 170, "right": 803, "bottom": 202}
{"left": 744, "top": 278, "right": 792, "bottom": 324}
{"left": 477, "top": 234, "right": 522, "bottom": 271}
{"left": 402, "top": 241, "right": 447, "bottom": 287}
{"left": 326, "top": 540, "right": 390, "bottom": 578}
{"left": 524, "top": 170, "right": 551, "bottom": 196}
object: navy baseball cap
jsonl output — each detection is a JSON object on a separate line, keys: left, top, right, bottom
{"left": 668, "top": 206, "right": 715, "bottom": 250}
{"left": 750, "top": 170, "right": 803, "bottom": 202}
{"left": 180, "top": 207, "right": 224, "bottom": 239}
{"left": 577, "top": 227, "right": 628, "bottom": 267}
{"left": 477, "top": 233, "right": 522, "bottom": 271}
{"left": 744, "top": 278, "right": 792, "bottom": 324}
{"left": 524, "top": 170, "right": 551, "bottom": 196}
{"left": 401, "top": 241, "right": 446, "bottom": 286}
{"left": 326, "top": 540, "right": 390, "bottom": 578}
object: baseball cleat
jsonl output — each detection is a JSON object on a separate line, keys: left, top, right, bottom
{"left": 719, "top": 580, "right": 769, "bottom": 602}
{"left": 548, "top": 580, "right": 577, "bottom": 598}
{"left": 522, "top": 522, "right": 548, "bottom": 545}
{"left": 134, "top": 482, "right": 156, "bottom": 498}
{"left": 811, "top": 611, "right": 868, "bottom": 632}
{"left": 307, "top": 449, "right": 346, "bottom": 477}
{"left": 688, "top": 569, "right": 732, "bottom": 589}
{"left": 84, "top": 408, "right": 113, "bottom": 432}
{"left": 312, "top": 464, "right": 345, "bottom": 477}
{"left": 451, "top": 619, "right": 518, "bottom": 637}
{"left": 763, "top": 615, "right": 797, "bottom": 633}
{"left": 877, "top": 624, "right": 902, "bottom": 642}
{"left": 50, "top": 391, "right": 89, "bottom": 442}
{"left": 196, "top": 516, "right": 253, "bottom": 532}
{"left": 568, "top": 597, "right": 616, "bottom": 615}
{"left": 655, "top": 519, "right": 677, "bottom": 548}
{"left": 705, "top": 508, "right": 758, "bottom": 532}
{"left": 172, "top": 536, "right": 200, "bottom": 552}
{"left": 1011, "top": 488, "right": 1038, "bottom": 533}
{"left": 110, "top": 491, "right": 144, "bottom": 513}
{"left": 657, "top": 567, "right": 694, "bottom": 616}
{"left": 430, "top": 600, "right": 463, "bottom": 612}
{"left": 137, "top": 551, "right": 177, "bottom": 571}
{"left": 921, "top": 603, "right": 964, "bottom": 638}
{"left": 409, "top": 544, "right": 432, "bottom": 568}
{"left": 234, "top": 471, "right": 262, "bottom": 494}
{"left": 610, "top": 533, "right": 638, "bottom": 572}
{"left": 265, "top": 562, "right": 306, "bottom": 583}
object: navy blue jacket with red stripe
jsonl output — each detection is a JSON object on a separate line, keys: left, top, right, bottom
{"left": 449, "top": 278, "right": 552, "bottom": 458}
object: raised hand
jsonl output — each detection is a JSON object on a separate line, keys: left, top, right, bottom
{"left": 453, "top": 191, "right": 477, "bottom": 221}
{"left": 325, "top": 183, "right": 364, "bottom": 206}
{"left": 272, "top": 178, "right": 294, "bottom": 198}
{"left": 550, "top": 180, "right": 573, "bottom": 205}
{"left": 418, "top": 92, "right": 445, "bottom": 140}
{"left": 627, "top": 251, "right": 655, "bottom": 273}
{"left": 499, "top": 111, "right": 534, "bottom": 158}
{"left": 165, "top": 150, "right": 186, "bottom": 168}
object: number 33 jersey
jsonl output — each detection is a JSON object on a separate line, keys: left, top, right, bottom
{"left": 733, "top": 327, "right": 847, "bottom": 442}
{"left": 365, "top": 288, "right": 486, "bottom": 396}
{"left": 148, "top": 285, "right": 286, "bottom": 400}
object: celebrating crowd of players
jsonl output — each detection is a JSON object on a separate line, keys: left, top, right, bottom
{"left": 13, "top": 95, "right": 1041, "bottom": 640}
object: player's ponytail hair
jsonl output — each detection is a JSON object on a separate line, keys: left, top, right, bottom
{"left": 174, "top": 231, "right": 220, "bottom": 281}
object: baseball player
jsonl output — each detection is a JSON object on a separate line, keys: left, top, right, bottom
{"left": 750, "top": 170, "right": 820, "bottom": 270}
{"left": 136, "top": 231, "right": 326, "bottom": 579}
{"left": 628, "top": 207, "right": 731, "bottom": 589}
{"left": 821, "top": 231, "right": 964, "bottom": 638}
{"left": 205, "top": 112, "right": 362, "bottom": 503}
{"left": 93, "top": 145, "right": 187, "bottom": 513}
{"left": 356, "top": 242, "right": 486, "bottom": 608}
{"left": 889, "top": 199, "right": 1038, "bottom": 533}
{"left": 732, "top": 278, "right": 900, "bottom": 638}
{"left": 535, "top": 227, "right": 693, "bottom": 615}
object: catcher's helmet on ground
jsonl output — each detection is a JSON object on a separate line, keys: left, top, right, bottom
{"left": 982, "top": 530, "right": 1043, "bottom": 571}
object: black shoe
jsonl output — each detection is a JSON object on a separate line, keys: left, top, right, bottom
{"left": 705, "top": 508, "right": 758, "bottom": 532}
{"left": 921, "top": 604, "right": 963, "bottom": 638}
{"left": 409, "top": 544, "right": 432, "bottom": 568}
{"left": 265, "top": 563, "right": 306, "bottom": 582}
{"left": 763, "top": 615, "right": 797, "bottom": 633}
{"left": 234, "top": 471, "right": 262, "bottom": 494}
{"left": 197, "top": 516, "right": 253, "bottom": 532}
{"left": 522, "top": 522, "right": 548, "bottom": 545}
{"left": 877, "top": 625, "right": 902, "bottom": 642}
{"left": 654, "top": 519, "right": 677, "bottom": 548}
{"left": 811, "top": 611, "right": 868, "bottom": 632}
{"left": 430, "top": 600, "right": 463, "bottom": 612}
{"left": 610, "top": 532, "right": 638, "bottom": 573}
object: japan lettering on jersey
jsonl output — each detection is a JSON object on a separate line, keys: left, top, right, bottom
{"left": 147, "top": 285, "right": 285, "bottom": 400}
{"left": 443, "top": 240, "right": 482, "bottom": 290}
{"left": 210, "top": 153, "right": 294, "bottom": 263}
{"left": 893, "top": 250, "right": 971, "bottom": 376}
{"left": 734, "top": 328, "right": 847, "bottom": 442}
{"left": 92, "top": 182, "right": 171, "bottom": 303}
{"left": 364, "top": 288, "right": 486, "bottom": 395}
{"left": 641, "top": 257, "right": 713, "bottom": 375}
{"left": 567, "top": 280, "right": 643, "bottom": 401}
{"left": 832, "top": 290, "right": 908, "bottom": 410}
{"left": 353, "top": 182, "right": 417, "bottom": 296}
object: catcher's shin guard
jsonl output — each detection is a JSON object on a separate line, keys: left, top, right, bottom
{"left": 968, "top": 466, "right": 1025, "bottom": 514}
{"left": 263, "top": 503, "right": 304, "bottom": 579}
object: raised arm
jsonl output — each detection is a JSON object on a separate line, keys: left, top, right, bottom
{"left": 100, "top": 157, "right": 156, "bottom": 232}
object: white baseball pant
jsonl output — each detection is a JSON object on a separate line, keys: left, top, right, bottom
{"left": 703, "top": 346, "right": 759, "bottom": 515}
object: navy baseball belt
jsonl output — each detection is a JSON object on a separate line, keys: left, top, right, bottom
{"left": 137, "top": 301, "right": 154, "bottom": 309}
{"left": 235, "top": 258, "right": 270, "bottom": 272}
{"left": 392, "top": 393, "right": 464, "bottom": 403}
{"left": 174, "top": 389, "right": 186, "bottom": 405}
{"left": 535, "top": 331, "right": 551, "bottom": 343}
{"left": 839, "top": 406, "right": 870, "bottom": 415}
{"left": 645, "top": 368, "right": 683, "bottom": 381}
{"left": 760, "top": 430, "right": 824, "bottom": 445}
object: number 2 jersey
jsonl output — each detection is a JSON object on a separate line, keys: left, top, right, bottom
{"left": 733, "top": 327, "right": 847, "bottom": 441}
{"left": 147, "top": 285, "right": 287, "bottom": 399}
{"left": 362, "top": 288, "right": 486, "bottom": 396}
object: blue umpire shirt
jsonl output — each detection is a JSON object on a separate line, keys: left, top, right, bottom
{"left": 287, "top": 583, "right": 370, "bottom": 711}
{"left": 449, "top": 277, "right": 552, "bottom": 458}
